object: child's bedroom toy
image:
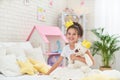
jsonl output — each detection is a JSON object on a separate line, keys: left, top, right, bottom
{"left": 74, "top": 40, "right": 91, "bottom": 56}
{"left": 27, "top": 26, "right": 68, "bottom": 66}
{"left": 27, "top": 26, "right": 68, "bottom": 54}
{"left": 51, "top": 40, "right": 62, "bottom": 53}
{"left": 68, "top": 40, "right": 93, "bottom": 73}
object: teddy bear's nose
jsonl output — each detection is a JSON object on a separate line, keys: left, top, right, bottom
{"left": 75, "top": 49, "right": 79, "bottom": 52}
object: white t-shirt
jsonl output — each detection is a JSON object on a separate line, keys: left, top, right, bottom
{"left": 61, "top": 44, "right": 74, "bottom": 63}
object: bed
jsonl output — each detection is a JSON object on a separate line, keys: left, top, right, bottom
{"left": 0, "top": 41, "right": 120, "bottom": 80}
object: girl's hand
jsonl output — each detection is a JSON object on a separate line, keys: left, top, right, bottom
{"left": 39, "top": 72, "right": 50, "bottom": 75}
{"left": 70, "top": 54, "right": 76, "bottom": 61}
{"left": 70, "top": 54, "right": 86, "bottom": 63}
{"left": 44, "top": 72, "right": 50, "bottom": 75}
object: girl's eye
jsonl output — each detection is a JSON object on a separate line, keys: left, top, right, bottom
{"left": 67, "top": 32, "right": 77, "bottom": 36}
{"left": 67, "top": 33, "right": 71, "bottom": 35}
{"left": 72, "top": 33, "right": 78, "bottom": 36}
{"left": 73, "top": 33, "right": 77, "bottom": 35}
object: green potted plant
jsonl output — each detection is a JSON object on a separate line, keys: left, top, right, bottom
{"left": 90, "top": 28, "right": 120, "bottom": 70}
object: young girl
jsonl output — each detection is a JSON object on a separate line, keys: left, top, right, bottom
{"left": 46, "top": 22, "right": 94, "bottom": 75}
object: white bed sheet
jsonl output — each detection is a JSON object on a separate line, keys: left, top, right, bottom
{"left": 50, "top": 67, "right": 120, "bottom": 80}
{"left": 0, "top": 74, "right": 53, "bottom": 80}
{"left": 0, "top": 69, "right": 120, "bottom": 80}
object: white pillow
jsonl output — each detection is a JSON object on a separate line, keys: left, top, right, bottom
{"left": 0, "top": 42, "right": 17, "bottom": 47}
{"left": 24, "top": 47, "right": 46, "bottom": 63}
{"left": 0, "top": 48, "right": 6, "bottom": 56}
{"left": 0, "top": 55, "right": 21, "bottom": 76}
{"left": 16, "top": 42, "right": 33, "bottom": 49}
{"left": 6, "top": 46, "right": 27, "bottom": 61}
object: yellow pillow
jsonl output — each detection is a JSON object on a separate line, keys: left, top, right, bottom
{"left": 28, "top": 58, "right": 40, "bottom": 65}
{"left": 17, "top": 60, "right": 37, "bottom": 75}
{"left": 28, "top": 58, "right": 51, "bottom": 74}
{"left": 34, "top": 63, "right": 51, "bottom": 74}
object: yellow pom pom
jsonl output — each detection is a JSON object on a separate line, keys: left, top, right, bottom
{"left": 82, "top": 40, "right": 91, "bottom": 49}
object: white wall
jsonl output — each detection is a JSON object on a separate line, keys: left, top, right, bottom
{"left": 0, "top": 0, "right": 67, "bottom": 41}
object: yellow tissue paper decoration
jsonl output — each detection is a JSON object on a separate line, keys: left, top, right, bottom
{"left": 82, "top": 40, "right": 91, "bottom": 49}
{"left": 65, "top": 20, "right": 74, "bottom": 29}
{"left": 17, "top": 60, "right": 37, "bottom": 75}
{"left": 28, "top": 58, "right": 51, "bottom": 74}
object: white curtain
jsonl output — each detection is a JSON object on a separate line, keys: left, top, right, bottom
{"left": 95, "top": 0, "right": 120, "bottom": 35}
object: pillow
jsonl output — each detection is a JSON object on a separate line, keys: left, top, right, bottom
{"left": 16, "top": 42, "right": 33, "bottom": 49}
{"left": 17, "top": 60, "right": 38, "bottom": 75}
{"left": 0, "top": 44, "right": 3, "bottom": 47}
{"left": 0, "top": 55, "right": 21, "bottom": 76}
{"left": 0, "top": 42, "right": 17, "bottom": 47}
{"left": 24, "top": 47, "right": 46, "bottom": 63}
{"left": 0, "top": 48, "right": 6, "bottom": 56}
{"left": 28, "top": 58, "right": 40, "bottom": 65}
{"left": 29, "top": 58, "right": 51, "bottom": 74}
{"left": 6, "top": 46, "right": 27, "bottom": 61}
{"left": 0, "top": 42, "right": 33, "bottom": 49}
{"left": 34, "top": 63, "right": 51, "bottom": 74}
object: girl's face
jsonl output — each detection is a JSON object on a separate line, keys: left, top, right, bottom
{"left": 66, "top": 28, "right": 80, "bottom": 44}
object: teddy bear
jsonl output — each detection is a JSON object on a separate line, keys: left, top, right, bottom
{"left": 68, "top": 40, "right": 93, "bottom": 73}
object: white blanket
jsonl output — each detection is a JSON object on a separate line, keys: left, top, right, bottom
{"left": 50, "top": 67, "right": 120, "bottom": 80}
{"left": 51, "top": 67, "right": 85, "bottom": 80}
{"left": 0, "top": 69, "right": 120, "bottom": 80}
{"left": 0, "top": 74, "right": 53, "bottom": 80}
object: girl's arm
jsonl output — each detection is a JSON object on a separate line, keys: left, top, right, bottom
{"left": 46, "top": 56, "right": 63, "bottom": 75}
{"left": 86, "top": 50, "right": 95, "bottom": 65}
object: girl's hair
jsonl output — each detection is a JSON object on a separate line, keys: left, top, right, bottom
{"left": 66, "top": 22, "right": 83, "bottom": 37}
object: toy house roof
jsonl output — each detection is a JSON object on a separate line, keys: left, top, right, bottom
{"left": 27, "top": 26, "right": 68, "bottom": 43}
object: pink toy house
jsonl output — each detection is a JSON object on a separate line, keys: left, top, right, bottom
{"left": 27, "top": 26, "right": 68, "bottom": 65}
